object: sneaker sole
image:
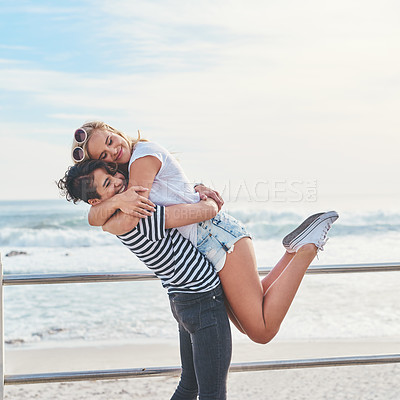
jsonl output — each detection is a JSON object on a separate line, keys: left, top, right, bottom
{"left": 282, "top": 211, "right": 339, "bottom": 249}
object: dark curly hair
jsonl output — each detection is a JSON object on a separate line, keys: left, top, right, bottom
{"left": 57, "top": 160, "right": 119, "bottom": 204}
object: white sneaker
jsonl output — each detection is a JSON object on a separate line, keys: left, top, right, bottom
{"left": 282, "top": 211, "right": 339, "bottom": 253}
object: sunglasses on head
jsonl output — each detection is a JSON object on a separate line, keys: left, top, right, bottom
{"left": 72, "top": 128, "right": 88, "bottom": 162}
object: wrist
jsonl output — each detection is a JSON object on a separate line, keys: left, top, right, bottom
{"left": 111, "top": 192, "right": 125, "bottom": 209}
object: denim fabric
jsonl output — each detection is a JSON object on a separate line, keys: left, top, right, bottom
{"left": 169, "top": 284, "right": 232, "bottom": 400}
{"left": 197, "top": 211, "right": 251, "bottom": 271}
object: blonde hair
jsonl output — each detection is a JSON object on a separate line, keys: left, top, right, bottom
{"left": 71, "top": 121, "right": 147, "bottom": 164}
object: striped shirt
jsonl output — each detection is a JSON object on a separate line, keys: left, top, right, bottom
{"left": 117, "top": 206, "right": 220, "bottom": 294}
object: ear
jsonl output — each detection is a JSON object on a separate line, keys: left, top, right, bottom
{"left": 88, "top": 198, "right": 101, "bottom": 206}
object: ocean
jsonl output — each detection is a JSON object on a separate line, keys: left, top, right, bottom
{"left": 1, "top": 199, "right": 400, "bottom": 348}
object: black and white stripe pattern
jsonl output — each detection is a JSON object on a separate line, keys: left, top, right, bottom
{"left": 117, "top": 206, "right": 220, "bottom": 293}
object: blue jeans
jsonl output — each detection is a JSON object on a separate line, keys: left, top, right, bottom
{"left": 169, "top": 285, "right": 232, "bottom": 400}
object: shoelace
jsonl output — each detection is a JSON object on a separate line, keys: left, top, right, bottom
{"left": 316, "top": 222, "right": 331, "bottom": 254}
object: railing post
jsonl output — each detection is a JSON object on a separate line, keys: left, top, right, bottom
{"left": 0, "top": 253, "right": 4, "bottom": 399}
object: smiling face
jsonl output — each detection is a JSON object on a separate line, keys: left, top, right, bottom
{"left": 88, "top": 168, "right": 127, "bottom": 205}
{"left": 87, "top": 129, "right": 132, "bottom": 164}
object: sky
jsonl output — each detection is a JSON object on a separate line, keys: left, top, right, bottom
{"left": 0, "top": 0, "right": 399, "bottom": 210}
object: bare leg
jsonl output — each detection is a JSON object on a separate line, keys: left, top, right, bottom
{"left": 224, "top": 299, "right": 246, "bottom": 334}
{"left": 261, "top": 251, "right": 296, "bottom": 293}
{"left": 262, "top": 244, "right": 316, "bottom": 338}
{"left": 218, "top": 238, "right": 316, "bottom": 344}
{"left": 225, "top": 251, "right": 295, "bottom": 334}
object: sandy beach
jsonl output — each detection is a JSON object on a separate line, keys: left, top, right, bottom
{"left": 4, "top": 338, "right": 400, "bottom": 399}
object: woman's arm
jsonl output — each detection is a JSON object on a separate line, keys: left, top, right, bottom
{"left": 194, "top": 184, "right": 224, "bottom": 211}
{"left": 88, "top": 186, "right": 155, "bottom": 226}
{"left": 103, "top": 198, "right": 218, "bottom": 235}
{"left": 100, "top": 156, "right": 161, "bottom": 234}
{"left": 90, "top": 155, "right": 160, "bottom": 228}
{"left": 127, "top": 156, "right": 161, "bottom": 194}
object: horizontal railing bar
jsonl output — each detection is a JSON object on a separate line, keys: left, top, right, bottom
{"left": 3, "top": 271, "right": 158, "bottom": 286}
{"left": 3, "top": 262, "right": 400, "bottom": 286}
{"left": 295, "top": 262, "right": 400, "bottom": 275}
{"left": 5, "top": 354, "right": 400, "bottom": 385}
{"left": 229, "top": 354, "right": 400, "bottom": 372}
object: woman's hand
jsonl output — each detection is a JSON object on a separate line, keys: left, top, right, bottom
{"left": 117, "top": 186, "right": 156, "bottom": 218}
{"left": 194, "top": 184, "right": 224, "bottom": 211}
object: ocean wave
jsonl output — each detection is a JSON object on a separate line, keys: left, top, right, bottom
{"left": 230, "top": 209, "right": 400, "bottom": 238}
{"left": 229, "top": 208, "right": 400, "bottom": 225}
{"left": 0, "top": 227, "right": 116, "bottom": 247}
{"left": 0, "top": 214, "right": 89, "bottom": 230}
{"left": 2, "top": 208, "right": 400, "bottom": 248}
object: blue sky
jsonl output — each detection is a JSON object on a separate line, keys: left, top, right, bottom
{"left": 1, "top": 0, "right": 399, "bottom": 210}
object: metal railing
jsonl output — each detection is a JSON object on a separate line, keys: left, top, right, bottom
{"left": 1, "top": 256, "right": 399, "bottom": 398}
{"left": 4, "top": 262, "right": 400, "bottom": 286}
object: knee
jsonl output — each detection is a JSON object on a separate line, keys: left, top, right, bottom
{"left": 253, "top": 336, "right": 272, "bottom": 345}
{"left": 248, "top": 327, "right": 279, "bottom": 345}
{"left": 250, "top": 334, "right": 274, "bottom": 345}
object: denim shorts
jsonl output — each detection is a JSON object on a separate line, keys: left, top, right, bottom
{"left": 197, "top": 211, "right": 251, "bottom": 272}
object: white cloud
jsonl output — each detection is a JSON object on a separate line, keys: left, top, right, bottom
{"left": 94, "top": 0, "right": 400, "bottom": 44}
{"left": 0, "top": 0, "right": 399, "bottom": 200}
{"left": 48, "top": 113, "right": 114, "bottom": 121}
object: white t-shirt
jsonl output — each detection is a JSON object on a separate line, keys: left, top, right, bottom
{"left": 129, "top": 141, "right": 200, "bottom": 244}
